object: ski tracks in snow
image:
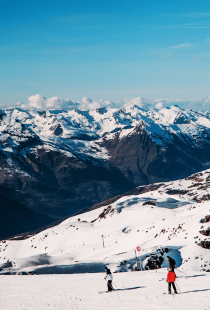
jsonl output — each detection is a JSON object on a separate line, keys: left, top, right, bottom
{"left": 0, "top": 272, "right": 210, "bottom": 310}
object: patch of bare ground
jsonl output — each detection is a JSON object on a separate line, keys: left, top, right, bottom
{"left": 142, "top": 201, "right": 156, "bottom": 206}
{"left": 91, "top": 205, "right": 115, "bottom": 223}
{"left": 204, "top": 215, "right": 210, "bottom": 223}
{"left": 185, "top": 173, "right": 203, "bottom": 181}
{"left": 165, "top": 189, "right": 189, "bottom": 195}
{"left": 188, "top": 183, "right": 203, "bottom": 188}
{"left": 194, "top": 195, "right": 210, "bottom": 203}
{"left": 198, "top": 240, "right": 210, "bottom": 249}
{"left": 199, "top": 229, "right": 210, "bottom": 236}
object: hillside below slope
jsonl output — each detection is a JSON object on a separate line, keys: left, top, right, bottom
{"left": 0, "top": 168, "right": 210, "bottom": 275}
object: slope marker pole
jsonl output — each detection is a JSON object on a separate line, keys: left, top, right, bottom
{"left": 139, "top": 251, "right": 142, "bottom": 271}
{"left": 134, "top": 250, "right": 139, "bottom": 271}
{"left": 101, "top": 235, "right": 105, "bottom": 248}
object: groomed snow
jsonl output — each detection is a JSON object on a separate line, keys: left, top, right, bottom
{"left": 0, "top": 271, "right": 209, "bottom": 310}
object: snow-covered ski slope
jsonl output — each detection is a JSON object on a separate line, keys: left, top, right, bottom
{"left": 0, "top": 271, "right": 209, "bottom": 310}
{"left": 1, "top": 168, "right": 210, "bottom": 275}
{"left": 1, "top": 169, "right": 210, "bottom": 309}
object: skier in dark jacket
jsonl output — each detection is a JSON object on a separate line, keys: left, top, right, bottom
{"left": 104, "top": 267, "right": 114, "bottom": 292}
{"left": 166, "top": 256, "right": 176, "bottom": 272}
{"left": 166, "top": 268, "right": 177, "bottom": 294}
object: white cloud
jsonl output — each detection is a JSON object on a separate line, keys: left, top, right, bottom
{"left": 155, "top": 101, "right": 164, "bottom": 110}
{"left": 153, "top": 97, "right": 210, "bottom": 110}
{"left": 171, "top": 42, "right": 193, "bottom": 49}
{"left": 202, "top": 96, "right": 210, "bottom": 106}
{"left": 123, "top": 96, "right": 210, "bottom": 111}
{"left": 206, "top": 38, "right": 210, "bottom": 42}
{"left": 28, "top": 94, "right": 46, "bottom": 109}
{"left": 15, "top": 94, "right": 113, "bottom": 111}
{"left": 79, "top": 97, "right": 112, "bottom": 110}
{"left": 123, "top": 97, "right": 151, "bottom": 108}
{"left": 12, "top": 94, "right": 210, "bottom": 112}
{"left": 17, "top": 94, "right": 79, "bottom": 111}
{"left": 153, "top": 99, "right": 183, "bottom": 109}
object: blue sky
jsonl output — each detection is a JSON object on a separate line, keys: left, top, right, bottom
{"left": 1, "top": 0, "right": 210, "bottom": 109}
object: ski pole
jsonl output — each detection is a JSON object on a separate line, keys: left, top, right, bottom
{"left": 105, "top": 279, "right": 117, "bottom": 288}
{"left": 104, "top": 279, "right": 117, "bottom": 289}
{"left": 175, "top": 280, "right": 181, "bottom": 293}
{"left": 112, "top": 282, "right": 117, "bottom": 288}
{"left": 176, "top": 268, "right": 187, "bottom": 275}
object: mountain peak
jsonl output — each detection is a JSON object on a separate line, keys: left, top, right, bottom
{"left": 1, "top": 106, "right": 210, "bottom": 221}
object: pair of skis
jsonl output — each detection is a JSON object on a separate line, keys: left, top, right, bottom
{"left": 98, "top": 290, "right": 115, "bottom": 294}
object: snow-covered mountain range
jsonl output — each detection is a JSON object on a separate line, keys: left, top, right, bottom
{"left": 1, "top": 168, "right": 210, "bottom": 275}
{"left": 1, "top": 104, "right": 210, "bottom": 221}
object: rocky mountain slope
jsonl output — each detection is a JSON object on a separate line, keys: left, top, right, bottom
{"left": 0, "top": 185, "right": 52, "bottom": 240}
{"left": 1, "top": 105, "right": 210, "bottom": 219}
{"left": 0, "top": 168, "right": 210, "bottom": 275}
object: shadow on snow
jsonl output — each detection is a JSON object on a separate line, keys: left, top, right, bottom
{"left": 114, "top": 286, "right": 146, "bottom": 291}
{"left": 181, "top": 288, "right": 210, "bottom": 294}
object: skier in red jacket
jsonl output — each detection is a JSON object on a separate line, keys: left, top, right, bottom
{"left": 166, "top": 268, "right": 178, "bottom": 294}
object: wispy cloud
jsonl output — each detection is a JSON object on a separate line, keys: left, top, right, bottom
{"left": 206, "top": 38, "right": 210, "bottom": 42}
{"left": 162, "top": 26, "right": 210, "bottom": 29}
{"left": 15, "top": 59, "right": 38, "bottom": 63}
{"left": 170, "top": 42, "right": 193, "bottom": 49}
{"left": 178, "top": 12, "right": 210, "bottom": 18}
{"left": 160, "top": 21, "right": 210, "bottom": 29}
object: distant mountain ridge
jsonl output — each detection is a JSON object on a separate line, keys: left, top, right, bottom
{"left": 1, "top": 105, "right": 210, "bottom": 219}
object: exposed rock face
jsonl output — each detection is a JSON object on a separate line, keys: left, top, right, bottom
{"left": 204, "top": 216, "right": 210, "bottom": 223}
{"left": 102, "top": 123, "right": 210, "bottom": 185}
{"left": 199, "top": 229, "right": 210, "bottom": 236}
{"left": 198, "top": 240, "right": 210, "bottom": 249}
{"left": 101, "top": 125, "right": 156, "bottom": 185}
{"left": 1, "top": 105, "right": 210, "bottom": 221}
{"left": 144, "top": 248, "right": 169, "bottom": 270}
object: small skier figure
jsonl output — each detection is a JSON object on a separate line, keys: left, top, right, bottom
{"left": 166, "top": 256, "right": 176, "bottom": 272}
{"left": 166, "top": 268, "right": 177, "bottom": 294}
{"left": 104, "top": 267, "right": 114, "bottom": 292}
